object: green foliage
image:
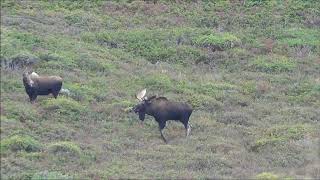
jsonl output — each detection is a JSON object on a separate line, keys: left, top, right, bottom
{"left": 1, "top": 0, "right": 320, "bottom": 179}
{"left": 193, "top": 82, "right": 235, "bottom": 96}
{"left": 0, "top": 76, "right": 24, "bottom": 93}
{"left": 31, "top": 171, "right": 72, "bottom": 180}
{"left": 47, "top": 141, "right": 82, "bottom": 158}
{"left": 93, "top": 28, "right": 218, "bottom": 64}
{"left": 276, "top": 28, "right": 320, "bottom": 49}
{"left": 241, "top": 81, "right": 256, "bottom": 95}
{"left": 4, "top": 102, "right": 39, "bottom": 122}
{"left": 1, "top": 135, "right": 42, "bottom": 154}
{"left": 255, "top": 172, "right": 279, "bottom": 180}
{"left": 0, "top": 29, "right": 43, "bottom": 57}
{"left": 250, "top": 55, "right": 296, "bottom": 73}
{"left": 64, "top": 82, "right": 98, "bottom": 102}
{"left": 252, "top": 124, "right": 314, "bottom": 151}
{"left": 42, "top": 97, "right": 85, "bottom": 113}
{"left": 186, "top": 94, "right": 222, "bottom": 111}
{"left": 194, "top": 33, "right": 241, "bottom": 50}
{"left": 144, "top": 73, "right": 173, "bottom": 90}
{"left": 41, "top": 97, "right": 86, "bottom": 121}
{"left": 287, "top": 81, "right": 316, "bottom": 96}
{"left": 20, "top": 152, "right": 44, "bottom": 160}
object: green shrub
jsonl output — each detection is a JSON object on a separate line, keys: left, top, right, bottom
{"left": 186, "top": 94, "right": 222, "bottom": 111}
{"left": 41, "top": 97, "right": 85, "bottom": 116}
{"left": 31, "top": 171, "right": 72, "bottom": 180}
{"left": 194, "top": 33, "right": 240, "bottom": 50}
{"left": 4, "top": 102, "right": 39, "bottom": 122}
{"left": 20, "top": 152, "right": 44, "bottom": 160}
{"left": 276, "top": 28, "right": 320, "bottom": 49}
{"left": 287, "top": 81, "right": 314, "bottom": 97}
{"left": 241, "top": 81, "right": 256, "bottom": 95}
{"left": 63, "top": 83, "right": 98, "bottom": 102}
{"left": 190, "top": 82, "right": 236, "bottom": 97}
{"left": 255, "top": 172, "right": 279, "bottom": 180}
{"left": 76, "top": 55, "right": 114, "bottom": 74}
{"left": 250, "top": 55, "right": 296, "bottom": 73}
{"left": 252, "top": 124, "right": 314, "bottom": 151}
{"left": 1, "top": 135, "right": 42, "bottom": 154}
{"left": 0, "top": 29, "right": 43, "bottom": 57}
{"left": 143, "top": 73, "right": 174, "bottom": 90}
{"left": 94, "top": 28, "right": 224, "bottom": 64}
{"left": 47, "top": 141, "right": 82, "bottom": 158}
{"left": 0, "top": 77, "right": 24, "bottom": 93}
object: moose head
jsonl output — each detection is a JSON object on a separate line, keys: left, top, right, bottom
{"left": 133, "top": 89, "right": 157, "bottom": 121}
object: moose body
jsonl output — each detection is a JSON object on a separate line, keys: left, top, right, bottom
{"left": 23, "top": 72, "right": 63, "bottom": 102}
{"left": 133, "top": 89, "right": 193, "bottom": 143}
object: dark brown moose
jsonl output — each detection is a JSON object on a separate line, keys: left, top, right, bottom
{"left": 22, "top": 71, "right": 63, "bottom": 102}
{"left": 132, "top": 89, "right": 193, "bottom": 143}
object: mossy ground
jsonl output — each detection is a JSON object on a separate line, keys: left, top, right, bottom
{"left": 1, "top": 0, "right": 320, "bottom": 179}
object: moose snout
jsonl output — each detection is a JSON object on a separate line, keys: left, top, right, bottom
{"left": 129, "top": 106, "right": 137, "bottom": 113}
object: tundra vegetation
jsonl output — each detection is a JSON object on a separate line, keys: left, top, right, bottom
{"left": 1, "top": 0, "right": 319, "bottom": 179}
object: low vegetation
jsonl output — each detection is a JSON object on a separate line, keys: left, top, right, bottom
{"left": 1, "top": 0, "right": 319, "bottom": 179}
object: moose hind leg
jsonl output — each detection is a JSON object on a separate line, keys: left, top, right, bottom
{"left": 52, "top": 89, "right": 60, "bottom": 99}
{"left": 158, "top": 122, "right": 167, "bottom": 143}
{"left": 52, "top": 91, "right": 58, "bottom": 98}
{"left": 183, "top": 121, "right": 191, "bottom": 137}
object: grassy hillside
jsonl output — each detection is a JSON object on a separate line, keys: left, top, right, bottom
{"left": 1, "top": 0, "right": 319, "bottom": 179}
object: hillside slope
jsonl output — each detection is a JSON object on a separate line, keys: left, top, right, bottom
{"left": 1, "top": 0, "right": 319, "bottom": 179}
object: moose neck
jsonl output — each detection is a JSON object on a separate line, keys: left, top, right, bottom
{"left": 23, "top": 74, "right": 34, "bottom": 87}
{"left": 144, "top": 103, "right": 157, "bottom": 116}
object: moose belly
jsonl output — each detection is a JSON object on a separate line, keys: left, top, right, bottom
{"left": 165, "top": 112, "right": 182, "bottom": 120}
{"left": 37, "top": 89, "right": 51, "bottom": 95}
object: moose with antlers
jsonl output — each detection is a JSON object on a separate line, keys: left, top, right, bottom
{"left": 132, "top": 89, "right": 193, "bottom": 143}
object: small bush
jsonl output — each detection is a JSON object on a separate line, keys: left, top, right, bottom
{"left": 276, "top": 28, "right": 320, "bottom": 49}
{"left": 20, "top": 152, "right": 44, "bottom": 160}
{"left": 252, "top": 124, "right": 314, "bottom": 151}
{"left": 1, "top": 135, "right": 42, "bottom": 154}
{"left": 0, "top": 78, "right": 24, "bottom": 94}
{"left": 143, "top": 73, "right": 174, "bottom": 91}
{"left": 250, "top": 55, "right": 296, "bottom": 73}
{"left": 186, "top": 94, "right": 222, "bottom": 111}
{"left": 63, "top": 83, "right": 96, "bottom": 102}
{"left": 218, "top": 111, "right": 253, "bottom": 126}
{"left": 194, "top": 33, "right": 241, "bottom": 50}
{"left": 255, "top": 172, "right": 279, "bottom": 180}
{"left": 190, "top": 82, "right": 236, "bottom": 97}
{"left": 4, "top": 102, "right": 39, "bottom": 122}
{"left": 47, "top": 141, "right": 82, "bottom": 158}
{"left": 286, "top": 81, "right": 315, "bottom": 97}
{"left": 1, "top": 30, "right": 43, "bottom": 58}
{"left": 241, "top": 81, "right": 257, "bottom": 95}
{"left": 31, "top": 171, "right": 72, "bottom": 180}
{"left": 41, "top": 97, "right": 85, "bottom": 117}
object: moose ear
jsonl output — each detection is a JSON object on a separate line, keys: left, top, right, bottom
{"left": 136, "top": 89, "right": 146, "bottom": 101}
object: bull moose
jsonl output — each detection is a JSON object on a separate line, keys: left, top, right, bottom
{"left": 22, "top": 71, "right": 63, "bottom": 102}
{"left": 132, "top": 89, "right": 193, "bottom": 143}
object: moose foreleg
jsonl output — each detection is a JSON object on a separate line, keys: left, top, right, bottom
{"left": 158, "top": 121, "right": 167, "bottom": 143}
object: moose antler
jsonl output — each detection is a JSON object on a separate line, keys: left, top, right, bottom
{"left": 136, "top": 89, "right": 146, "bottom": 101}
